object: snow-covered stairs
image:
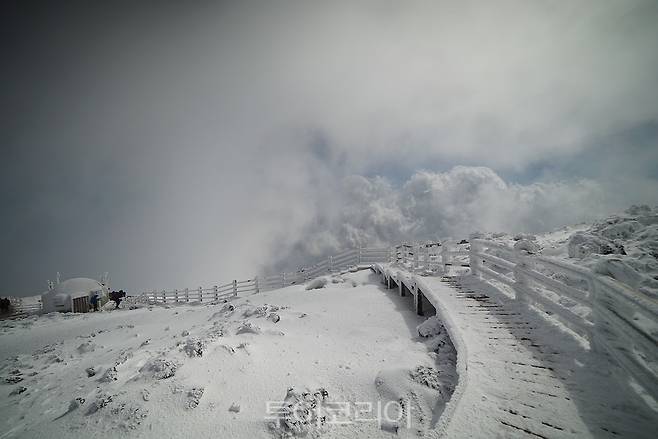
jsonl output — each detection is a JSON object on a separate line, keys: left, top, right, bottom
{"left": 373, "top": 264, "right": 656, "bottom": 439}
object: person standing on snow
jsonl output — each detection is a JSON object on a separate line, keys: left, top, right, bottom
{"left": 89, "top": 293, "right": 99, "bottom": 312}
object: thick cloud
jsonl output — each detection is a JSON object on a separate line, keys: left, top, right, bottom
{"left": 1, "top": 1, "right": 658, "bottom": 295}
{"left": 268, "top": 166, "right": 653, "bottom": 272}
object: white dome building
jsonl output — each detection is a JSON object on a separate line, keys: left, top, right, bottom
{"left": 41, "top": 277, "right": 109, "bottom": 313}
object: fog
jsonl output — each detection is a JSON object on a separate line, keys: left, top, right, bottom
{"left": 2, "top": 1, "right": 657, "bottom": 296}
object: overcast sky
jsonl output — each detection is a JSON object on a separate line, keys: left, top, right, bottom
{"left": 2, "top": 0, "right": 658, "bottom": 296}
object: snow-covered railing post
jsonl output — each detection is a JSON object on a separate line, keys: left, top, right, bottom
{"left": 282, "top": 272, "right": 286, "bottom": 288}
{"left": 441, "top": 243, "right": 450, "bottom": 273}
{"left": 174, "top": 289, "right": 179, "bottom": 303}
{"left": 198, "top": 286, "right": 203, "bottom": 302}
{"left": 213, "top": 285, "right": 219, "bottom": 301}
{"left": 512, "top": 250, "right": 530, "bottom": 303}
{"left": 415, "top": 244, "right": 420, "bottom": 270}
{"left": 185, "top": 288, "right": 189, "bottom": 303}
{"left": 254, "top": 276, "right": 260, "bottom": 294}
{"left": 586, "top": 277, "right": 602, "bottom": 352}
{"left": 329, "top": 256, "right": 333, "bottom": 272}
{"left": 469, "top": 241, "right": 481, "bottom": 277}
{"left": 358, "top": 246, "right": 362, "bottom": 265}
{"left": 232, "top": 280, "right": 238, "bottom": 296}
{"left": 162, "top": 290, "right": 166, "bottom": 304}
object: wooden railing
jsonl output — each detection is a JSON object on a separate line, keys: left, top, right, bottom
{"left": 258, "top": 247, "right": 391, "bottom": 291}
{"left": 133, "top": 246, "right": 391, "bottom": 301}
{"left": 136, "top": 280, "right": 251, "bottom": 304}
{"left": 469, "top": 238, "right": 658, "bottom": 402}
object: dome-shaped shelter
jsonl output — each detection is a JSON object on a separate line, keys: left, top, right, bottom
{"left": 41, "top": 277, "right": 109, "bottom": 313}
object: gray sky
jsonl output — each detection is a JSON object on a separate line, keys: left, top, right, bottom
{"left": 2, "top": 0, "right": 658, "bottom": 296}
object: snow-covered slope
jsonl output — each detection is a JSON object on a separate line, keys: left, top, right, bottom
{"left": 484, "top": 205, "right": 658, "bottom": 297}
{"left": 0, "top": 270, "right": 456, "bottom": 439}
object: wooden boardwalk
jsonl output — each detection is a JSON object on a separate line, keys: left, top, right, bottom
{"left": 373, "top": 264, "right": 657, "bottom": 439}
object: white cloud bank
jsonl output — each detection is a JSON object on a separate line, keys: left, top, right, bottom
{"left": 267, "top": 166, "right": 650, "bottom": 272}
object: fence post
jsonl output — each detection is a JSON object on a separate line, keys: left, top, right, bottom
{"left": 185, "top": 288, "right": 189, "bottom": 302}
{"left": 469, "top": 241, "right": 480, "bottom": 277}
{"left": 436, "top": 242, "right": 449, "bottom": 274}
{"left": 174, "top": 289, "right": 178, "bottom": 303}
{"left": 282, "top": 272, "right": 286, "bottom": 288}
{"left": 198, "top": 286, "right": 203, "bottom": 302}
{"left": 162, "top": 290, "right": 166, "bottom": 304}
{"left": 329, "top": 256, "right": 333, "bottom": 272}
{"left": 213, "top": 285, "right": 218, "bottom": 301}
{"left": 414, "top": 244, "right": 419, "bottom": 270}
{"left": 358, "top": 246, "right": 362, "bottom": 265}
{"left": 512, "top": 251, "right": 530, "bottom": 303}
{"left": 254, "top": 277, "right": 260, "bottom": 294}
{"left": 586, "top": 278, "right": 601, "bottom": 353}
{"left": 232, "top": 280, "right": 238, "bottom": 297}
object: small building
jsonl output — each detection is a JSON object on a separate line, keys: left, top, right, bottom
{"left": 41, "top": 277, "right": 109, "bottom": 313}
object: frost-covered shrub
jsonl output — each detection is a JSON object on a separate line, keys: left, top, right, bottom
{"left": 140, "top": 358, "right": 178, "bottom": 380}
{"left": 567, "top": 232, "right": 624, "bottom": 258}
{"left": 513, "top": 239, "right": 540, "bottom": 254}
{"left": 86, "top": 393, "right": 113, "bottom": 415}
{"left": 100, "top": 366, "right": 118, "bottom": 382}
{"left": 235, "top": 322, "right": 261, "bottom": 335}
{"left": 599, "top": 220, "right": 641, "bottom": 240}
{"left": 305, "top": 277, "right": 328, "bottom": 290}
{"left": 187, "top": 387, "right": 204, "bottom": 409}
{"left": 410, "top": 366, "right": 442, "bottom": 390}
{"left": 76, "top": 342, "right": 96, "bottom": 354}
{"left": 267, "top": 387, "right": 329, "bottom": 438}
{"left": 243, "top": 305, "right": 269, "bottom": 318}
{"left": 417, "top": 316, "right": 443, "bottom": 338}
{"left": 183, "top": 338, "right": 205, "bottom": 357}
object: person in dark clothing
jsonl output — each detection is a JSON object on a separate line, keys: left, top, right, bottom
{"left": 89, "top": 293, "right": 99, "bottom": 312}
{"left": 109, "top": 290, "right": 126, "bottom": 309}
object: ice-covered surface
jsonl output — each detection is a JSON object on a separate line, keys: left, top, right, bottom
{"left": 0, "top": 270, "right": 455, "bottom": 438}
{"left": 377, "top": 264, "right": 657, "bottom": 438}
{"left": 484, "top": 205, "right": 658, "bottom": 297}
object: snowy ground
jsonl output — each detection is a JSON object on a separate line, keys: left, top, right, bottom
{"left": 483, "top": 205, "right": 658, "bottom": 297}
{"left": 0, "top": 270, "right": 456, "bottom": 439}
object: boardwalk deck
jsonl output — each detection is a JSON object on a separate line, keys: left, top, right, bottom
{"left": 373, "top": 264, "right": 657, "bottom": 439}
